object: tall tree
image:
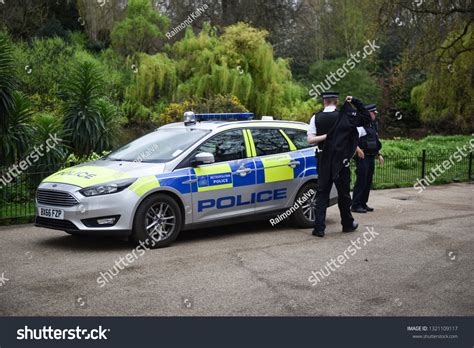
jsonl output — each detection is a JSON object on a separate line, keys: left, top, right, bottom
{"left": 76, "top": 0, "right": 127, "bottom": 44}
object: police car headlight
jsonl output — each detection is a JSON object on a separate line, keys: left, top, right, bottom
{"left": 80, "top": 179, "right": 137, "bottom": 197}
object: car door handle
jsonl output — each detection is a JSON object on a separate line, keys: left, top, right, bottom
{"left": 183, "top": 178, "right": 198, "bottom": 184}
{"left": 235, "top": 167, "right": 252, "bottom": 176}
{"left": 288, "top": 160, "right": 301, "bottom": 168}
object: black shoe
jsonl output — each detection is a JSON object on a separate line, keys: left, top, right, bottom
{"left": 342, "top": 222, "right": 359, "bottom": 233}
{"left": 351, "top": 207, "right": 367, "bottom": 213}
{"left": 312, "top": 229, "right": 325, "bottom": 237}
{"left": 364, "top": 206, "right": 374, "bottom": 212}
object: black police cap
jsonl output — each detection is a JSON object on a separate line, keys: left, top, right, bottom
{"left": 321, "top": 92, "right": 339, "bottom": 99}
{"left": 365, "top": 104, "right": 378, "bottom": 113}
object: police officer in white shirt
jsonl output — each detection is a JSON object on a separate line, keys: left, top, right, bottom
{"left": 307, "top": 92, "right": 358, "bottom": 237}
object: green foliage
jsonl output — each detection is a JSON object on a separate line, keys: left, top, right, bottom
{"left": 95, "top": 98, "right": 126, "bottom": 150}
{"left": 13, "top": 36, "right": 76, "bottom": 103}
{"left": 411, "top": 36, "right": 474, "bottom": 133}
{"left": 61, "top": 61, "right": 122, "bottom": 157}
{"left": 110, "top": 0, "right": 170, "bottom": 56}
{"left": 275, "top": 98, "right": 322, "bottom": 123}
{"left": 65, "top": 151, "right": 111, "bottom": 166}
{"left": 382, "top": 135, "right": 473, "bottom": 155}
{"left": 126, "top": 52, "right": 178, "bottom": 106}
{"left": 0, "top": 92, "right": 34, "bottom": 165}
{"left": 121, "top": 99, "right": 156, "bottom": 126}
{"left": 393, "top": 159, "right": 417, "bottom": 170}
{"left": 31, "top": 113, "right": 68, "bottom": 167}
{"left": 168, "top": 23, "right": 305, "bottom": 117}
{"left": 24, "top": 113, "right": 69, "bottom": 186}
{"left": 75, "top": 49, "right": 129, "bottom": 102}
{"left": 307, "top": 58, "right": 382, "bottom": 104}
{"left": 0, "top": 32, "right": 17, "bottom": 129}
{"left": 159, "top": 94, "right": 248, "bottom": 125}
{"left": 13, "top": 34, "right": 128, "bottom": 111}
{"left": 312, "top": 0, "right": 376, "bottom": 59}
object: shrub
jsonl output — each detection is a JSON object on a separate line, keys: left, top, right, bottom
{"left": 159, "top": 95, "right": 248, "bottom": 125}
{"left": 306, "top": 58, "right": 382, "bottom": 104}
{"left": 110, "top": 0, "right": 170, "bottom": 56}
{"left": 168, "top": 23, "right": 305, "bottom": 117}
{"left": 0, "top": 92, "right": 34, "bottom": 166}
{"left": 393, "top": 159, "right": 417, "bottom": 170}
{"left": 0, "top": 32, "right": 17, "bottom": 132}
{"left": 125, "top": 52, "right": 178, "bottom": 107}
{"left": 61, "top": 61, "right": 122, "bottom": 156}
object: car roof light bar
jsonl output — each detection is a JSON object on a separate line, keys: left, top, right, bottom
{"left": 195, "top": 113, "right": 254, "bottom": 121}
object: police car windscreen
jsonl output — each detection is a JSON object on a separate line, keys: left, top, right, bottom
{"left": 106, "top": 128, "right": 210, "bottom": 163}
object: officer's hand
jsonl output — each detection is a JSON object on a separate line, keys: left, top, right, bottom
{"left": 346, "top": 96, "right": 353, "bottom": 103}
{"left": 356, "top": 148, "right": 365, "bottom": 159}
{"left": 378, "top": 155, "right": 384, "bottom": 165}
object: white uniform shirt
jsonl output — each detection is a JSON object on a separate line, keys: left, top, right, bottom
{"left": 307, "top": 106, "right": 337, "bottom": 136}
{"left": 357, "top": 127, "right": 367, "bottom": 138}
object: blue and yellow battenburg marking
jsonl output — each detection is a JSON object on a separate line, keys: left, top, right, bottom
{"left": 193, "top": 163, "right": 234, "bottom": 192}
{"left": 301, "top": 149, "right": 318, "bottom": 177}
{"left": 129, "top": 151, "right": 317, "bottom": 197}
{"left": 197, "top": 188, "right": 288, "bottom": 212}
{"left": 127, "top": 127, "right": 318, "bottom": 197}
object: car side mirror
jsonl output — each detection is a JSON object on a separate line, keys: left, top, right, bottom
{"left": 192, "top": 152, "right": 215, "bottom": 167}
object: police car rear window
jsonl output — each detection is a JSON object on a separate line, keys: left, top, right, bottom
{"left": 106, "top": 128, "right": 209, "bottom": 163}
{"left": 250, "top": 129, "right": 290, "bottom": 156}
{"left": 282, "top": 128, "right": 313, "bottom": 149}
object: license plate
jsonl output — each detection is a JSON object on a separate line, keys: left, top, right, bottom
{"left": 38, "top": 207, "right": 64, "bottom": 220}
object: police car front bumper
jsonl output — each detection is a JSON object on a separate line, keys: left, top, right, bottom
{"left": 35, "top": 182, "right": 138, "bottom": 236}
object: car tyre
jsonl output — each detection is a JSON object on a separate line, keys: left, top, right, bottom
{"left": 131, "top": 193, "right": 182, "bottom": 248}
{"left": 290, "top": 182, "right": 317, "bottom": 228}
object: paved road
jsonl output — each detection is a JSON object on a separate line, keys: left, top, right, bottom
{"left": 0, "top": 183, "right": 473, "bottom": 316}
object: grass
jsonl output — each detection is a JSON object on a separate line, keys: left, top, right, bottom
{"left": 367, "top": 135, "right": 473, "bottom": 189}
{"left": 356, "top": 156, "right": 471, "bottom": 190}
{"left": 382, "top": 135, "right": 472, "bottom": 155}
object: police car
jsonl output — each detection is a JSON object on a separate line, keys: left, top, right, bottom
{"left": 35, "top": 112, "right": 337, "bottom": 248}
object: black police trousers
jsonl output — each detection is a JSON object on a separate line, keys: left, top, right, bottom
{"left": 352, "top": 155, "right": 375, "bottom": 209}
{"left": 314, "top": 165, "right": 354, "bottom": 232}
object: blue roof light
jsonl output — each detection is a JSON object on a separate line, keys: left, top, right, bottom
{"left": 195, "top": 113, "right": 254, "bottom": 121}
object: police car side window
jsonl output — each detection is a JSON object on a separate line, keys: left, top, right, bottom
{"left": 250, "top": 129, "right": 290, "bottom": 156}
{"left": 283, "top": 129, "right": 313, "bottom": 149}
{"left": 196, "top": 130, "right": 246, "bottom": 163}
